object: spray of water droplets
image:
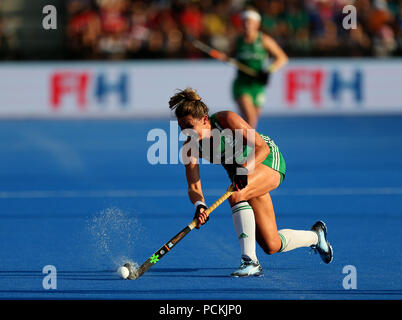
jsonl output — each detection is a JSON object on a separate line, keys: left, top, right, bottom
{"left": 87, "top": 207, "right": 144, "bottom": 268}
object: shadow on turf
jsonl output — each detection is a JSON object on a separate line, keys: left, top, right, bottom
{"left": 0, "top": 266, "right": 306, "bottom": 280}
{"left": 147, "top": 267, "right": 232, "bottom": 278}
{"left": 0, "top": 268, "right": 236, "bottom": 280}
{"left": 0, "top": 270, "right": 120, "bottom": 281}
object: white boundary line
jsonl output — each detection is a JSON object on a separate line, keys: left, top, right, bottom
{"left": 0, "top": 187, "right": 402, "bottom": 199}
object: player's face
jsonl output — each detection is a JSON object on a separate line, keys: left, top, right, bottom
{"left": 242, "top": 18, "right": 260, "bottom": 34}
{"left": 178, "top": 115, "right": 209, "bottom": 140}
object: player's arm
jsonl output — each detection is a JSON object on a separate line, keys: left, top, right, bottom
{"left": 183, "top": 139, "right": 208, "bottom": 229}
{"left": 219, "top": 111, "right": 270, "bottom": 170}
{"left": 186, "top": 161, "right": 203, "bottom": 204}
{"left": 262, "top": 33, "right": 288, "bottom": 73}
{"left": 255, "top": 34, "right": 288, "bottom": 85}
{"left": 217, "top": 111, "right": 270, "bottom": 189}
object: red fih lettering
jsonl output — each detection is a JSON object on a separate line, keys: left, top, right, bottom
{"left": 285, "top": 69, "right": 324, "bottom": 107}
{"left": 50, "top": 72, "right": 90, "bottom": 109}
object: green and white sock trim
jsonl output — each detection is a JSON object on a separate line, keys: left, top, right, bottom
{"left": 278, "top": 231, "right": 287, "bottom": 252}
{"left": 232, "top": 203, "right": 252, "bottom": 215}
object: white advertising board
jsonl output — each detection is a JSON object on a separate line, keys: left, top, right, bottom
{"left": 0, "top": 59, "right": 401, "bottom": 118}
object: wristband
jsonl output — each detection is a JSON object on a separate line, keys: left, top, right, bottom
{"left": 194, "top": 200, "right": 207, "bottom": 209}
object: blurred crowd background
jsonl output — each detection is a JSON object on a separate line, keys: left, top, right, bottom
{"left": 0, "top": 0, "right": 402, "bottom": 60}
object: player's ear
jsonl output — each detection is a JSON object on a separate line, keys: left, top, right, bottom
{"left": 202, "top": 114, "right": 209, "bottom": 125}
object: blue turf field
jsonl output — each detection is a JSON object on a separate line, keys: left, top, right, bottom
{"left": 0, "top": 116, "right": 401, "bottom": 299}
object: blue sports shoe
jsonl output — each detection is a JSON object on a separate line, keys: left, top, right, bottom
{"left": 230, "top": 256, "right": 264, "bottom": 277}
{"left": 310, "top": 221, "right": 333, "bottom": 264}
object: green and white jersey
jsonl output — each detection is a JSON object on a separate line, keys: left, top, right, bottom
{"left": 199, "top": 113, "right": 286, "bottom": 182}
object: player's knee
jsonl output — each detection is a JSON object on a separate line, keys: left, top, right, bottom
{"left": 263, "top": 247, "right": 279, "bottom": 255}
{"left": 228, "top": 192, "right": 246, "bottom": 206}
{"left": 261, "top": 239, "right": 281, "bottom": 255}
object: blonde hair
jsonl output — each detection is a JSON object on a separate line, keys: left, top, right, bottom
{"left": 169, "top": 88, "right": 209, "bottom": 119}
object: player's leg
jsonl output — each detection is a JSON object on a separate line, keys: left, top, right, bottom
{"left": 229, "top": 165, "right": 332, "bottom": 277}
{"left": 236, "top": 94, "right": 258, "bottom": 128}
{"left": 250, "top": 183, "right": 333, "bottom": 263}
{"left": 255, "top": 106, "right": 261, "bottom": 121}
{"left": 250, "top": 192, "right": 282, "bottom": 255}
{"left": 251, "top": 192, "right": 319, "bottom": 253}
{"left": 229, "top": 164, "right": 281, "bottom": 205}
{"left": 232, "top": 79, "right": 262, "bottom": 128}
{"left": 228, "top": 164, "right": 280, "bottom": 277}
{"left": 253, "top": 87, "right": 266, "bottom": 128}
{"left": 230, "top": 165, "right": 282, "bottom": 255}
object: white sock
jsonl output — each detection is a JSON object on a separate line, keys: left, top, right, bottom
{"left": 278, "top": 229, "right": 318, "bottom": 252}
{"left": 231, "top": 201, "right": 258, "bottom": 261}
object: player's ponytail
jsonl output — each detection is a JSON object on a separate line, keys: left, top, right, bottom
{"left": 169, "top": 88, "right": 209, "bottom": 119}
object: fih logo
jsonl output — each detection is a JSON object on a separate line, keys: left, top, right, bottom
{"left": 285, "top": 68, "right": 363, "bottom": 108}
{"left": 50, "top": 71, "right": 130, "bottom": 110}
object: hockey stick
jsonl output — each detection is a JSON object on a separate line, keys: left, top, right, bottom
{"left": 189, "top": 37, "right": 258, "bottom": 77}
{"left": 127, "top": 184, "right": 235, "bottom": 279}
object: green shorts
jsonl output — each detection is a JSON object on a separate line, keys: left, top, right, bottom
{"left": 232, "top": 78, "right": 266, "bottom": 108}
{"left": 225, "top": 135, "right": 286, "bottom": 186}
{"left": 262, "top": 143, "right": 286, "bottom": 185}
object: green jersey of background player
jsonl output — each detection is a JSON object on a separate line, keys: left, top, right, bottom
{"left": 225, "top": 8, "right": 288, "bottom": 128}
